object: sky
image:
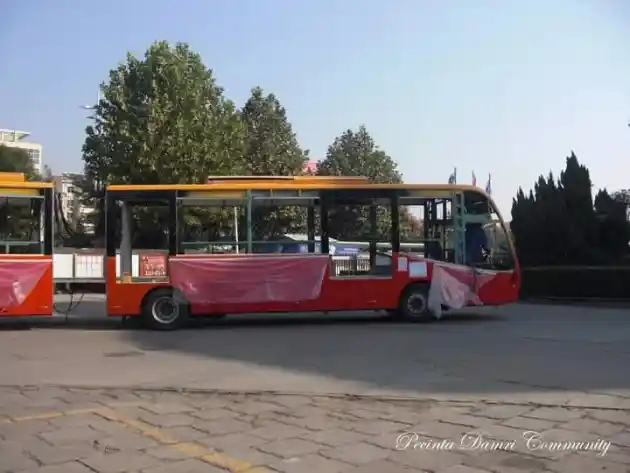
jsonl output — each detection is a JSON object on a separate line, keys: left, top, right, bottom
{"left": 1, "top": 0, "right": 629, "bottom": 218}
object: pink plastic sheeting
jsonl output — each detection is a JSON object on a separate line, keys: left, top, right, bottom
{"left": 0, "top": 260, "right": 49, "bottom": 308}
{"left": 170, "top": 255, "right": 330, "bottom": 305}
{"left": 427, "top": 262, "right": 496, "bottom": 319}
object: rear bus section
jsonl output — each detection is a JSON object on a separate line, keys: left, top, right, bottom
{"left": 0, "top": 174, "right": 54, "bottom": 317}
{"left": 104, "top": 179, "right": 519, "bottom": 330}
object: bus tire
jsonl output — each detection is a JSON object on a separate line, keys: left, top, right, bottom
{"left": 141, "top": 287, "right": 189, "bottom": 331}
{"left": 396, "top": 283, "right": 434, "bottom": 322}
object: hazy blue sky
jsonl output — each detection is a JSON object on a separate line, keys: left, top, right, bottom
{"left": 1, "top": 0, "right": 629, "bottom": 217}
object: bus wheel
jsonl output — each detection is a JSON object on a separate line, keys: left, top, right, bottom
{"left": 397, "top": 283, "right": 434, "bottom": 322}
{"left": 141, "top": 288, "right": 189, "bottom": 331}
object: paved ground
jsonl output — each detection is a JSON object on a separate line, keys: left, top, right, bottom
{"left": 1, "top": 299, "right": 630, "bottom": 472}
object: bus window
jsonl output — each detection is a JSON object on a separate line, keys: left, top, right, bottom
{"left": 484, "top": 208, "right": 515, "bottom": 271}
{"left": 326, "top": 196, "right": 393, "bottom": 277}
{"left": 400, "top": 198, "right": 453, "bottom": 263}
{"left": 0, "top": 196, "right": 44, "bottom": 254}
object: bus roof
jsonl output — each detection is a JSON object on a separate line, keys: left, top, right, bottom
{"left": 106, "top": 180, "right": 489, "bottom": 198}
{"left": 0, "top": 171, "right": 53, "bottom": 191}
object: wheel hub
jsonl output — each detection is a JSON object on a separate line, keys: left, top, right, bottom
{"left": 406, "top": 293, "right": 427, "bottom": 316}
{"left": 152, "top": 296, "right": 179, "bottom": 324}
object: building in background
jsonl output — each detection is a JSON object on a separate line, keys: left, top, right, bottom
{"left": 52, "top": 173, "right": 95, "bottom": 234}
{"left": 302, "top": 160, "right": 318, "bottom": 174}
{"left": 0, "top": 129, "right": 44, "bottom": 174}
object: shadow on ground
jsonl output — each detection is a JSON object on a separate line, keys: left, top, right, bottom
{"left": 2, "top": 298, "right": 630, "bottom": 397}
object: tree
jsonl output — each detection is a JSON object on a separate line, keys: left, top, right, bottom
{"left": 0, "top": 145, "right": 39, "bottom": 180}
{"left": 510, "top": 152, "right": 611, "bottom": 266}
{"left": 317, "top": 126, "right": 401, "bottom": 183}
{"left": 316, "top": 126, "right": 419, "bottom": 241}
{"left": 240, "top": 87, "right": 309, "bottom": 241}
{"left": 594, "top": 189, "right": 630, "bottom": 262}
{"left": 80, "top": 40, "right": 245, "bottom": 245}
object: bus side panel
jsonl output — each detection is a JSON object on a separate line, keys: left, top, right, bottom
{"left": 0, "top": 256, "right": 53, "bottom": 316}
{"left": 105, "top": 257, "right": 167, "bottom": 316}
{"left": 170, "top": 255, "right": 405, "bottom": 314}
{"left": 476, "top": 270, "right": 520, "bottom": 306}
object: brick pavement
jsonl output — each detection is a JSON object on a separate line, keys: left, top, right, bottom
{"left": 0, "top": 386, "right": 629, "bottom": 473}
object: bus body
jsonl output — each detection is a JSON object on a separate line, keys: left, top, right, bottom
{"left": 105, "top": 177, "right": 519, "bottom": 329}
{"left": 0, "top": 173, "right": 54, "bottom": 317}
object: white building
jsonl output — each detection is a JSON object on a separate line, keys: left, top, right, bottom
{"left": 0, "top": 129, "right": 43, "bottom": 175}
{"left": 53, "top": 173, "right": 95, "bottom": 234}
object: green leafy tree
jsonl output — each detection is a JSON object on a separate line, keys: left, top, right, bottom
{"left": 240, "top": 87, "right": 309, "bottom": 242}
{"left": 0, "top": 145, "right": 39, "bottom": 180}
{"left": 0, "top": 146, "right": 41, "bottom": 246}
{"left": 316, "top": 126, "right": 419, "bottom": 241}
{"left": 81, "top": 40, "right": 246, "bottom": 246}
{"left": 511, "top": 152, "right": 604, "bottom": 266}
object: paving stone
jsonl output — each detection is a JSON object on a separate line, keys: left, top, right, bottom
{"left": 472, "top": 404, "right": 533, "bottom": 420}
{"left": 192, "top": 417, "right": 252, "bottom": 436}
{"left": 267, "top": 453, "right": 351, "bottom": 473}
{"left": 342, "top": 459, "right": 421, "bottom": 472}
{"left": 290, "top": 405, "right": 334, "bottom": 418}
{"left": 321, "top": 442, "right": 390, "bottom": 465}
{"left": 280, "top": 414, "right": 339, "bottom": 431}
{"left": 559, "top": 417, "right": 626, "bottom": 436}
{"left": 142, "top": 458, "right": 228, "bottom": 473}
{"left": 198, "top": 431, "right": 270, "bottom": 451}
{"left": 258, "top": 438, "right": 324, "bottom": 458}
{"left": 441, "top": 415, "right": 498, "bottom": 429}
{"left": 40, "top": 426, "right": 103, "bottom": 446}
{"left": 463, "top": 450, "right": 550, "bottom": 473}
{"left": 79, "top": 451, "right": 165, "bottom": 473}
{"left": 300, "top": 427, "right": 367, "bottom": 446}
{"left": 159, "top": 425, "right": 207, "bottom": 442}
{"left": 565, "top": 393, "right": 630, "bottom": 409}
{"left": 141, "top": 403, "right": 195, "bottom": 415}
{"left": 609, "top": 430, "right": 630, "bottom": 447}
{"left": 389, "top": 449, "right": 468, "bottom": 471}
{"left": 249, "top": 421, "right": 312, "bottom": 440}
{"left": 0, "top": 449, "right": 39, "bottom": 471}
{"left": 26, "top": 440, "right": 99, "bottom": 465}
{"left": 501, "top": 415, "right": 557, "bottom": 431}
{"left": 137, "top": 412, "right": 197, "bottom": 428}
{"left": 0, "top": 419, "right": 57, "bottom": 439}
{"left": 586, "top": 409, "right": 630, "bottom": 427}
{"left": 575, "top": 447, "right": 630, "bottom": 466}
{"left": 185, "top": 396, "right": 231, "bottom": 410}
{"left": 229, "top": 400, "right": 283, "bottom": 415}
{"left": 214, "top": 446, "right": 281, "bottom": 467}
{"left": 437, "top": 465, "right": 495, "bottom": 473}
{"left": 191, "top": 407, "right": 239, "bottom": 421}
{"left": 50, "top": 413, "right": 129, "bottom": 436}
{"left": 33, "top": 461, "right": 97, "bottom": 473}
{"left": 547, "top": 452, "right": 629, "bottom": 473}
{"left": 268, "top": 395, "right": 315, "bottom": 409}
{"left": 144, "top": 445, "right": 199, "bottom": 460}
{"left": 523, "top": 407, "right": 583, "bottom": 422}
{"left": 423, "top": 406, "right": 475, "bottom": 420}
{"left": 407, "top": 421, "right": 473, "bottom": 440}
{"left": 350, "top": 419, "right": 410, "bottom": 435}
{"left": 94, "top": 432, "right": 160, "bottom": 451}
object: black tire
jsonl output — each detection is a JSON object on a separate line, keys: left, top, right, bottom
{"left": 141, "top": 287, "right": 189, "bottom": 331}
{"left": 396, "top": 283, "right": 435, "bottom": 322}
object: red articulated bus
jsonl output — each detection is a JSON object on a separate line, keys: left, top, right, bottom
{"left": 0, "top": 172, "right": 54, "bottom": 317}
{"left": 104, "top": 176, "right": 520, "bottom": 330}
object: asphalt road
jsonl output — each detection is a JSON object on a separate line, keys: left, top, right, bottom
{"left": 0, "top": 297, "right": 629, "bottom": 403}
